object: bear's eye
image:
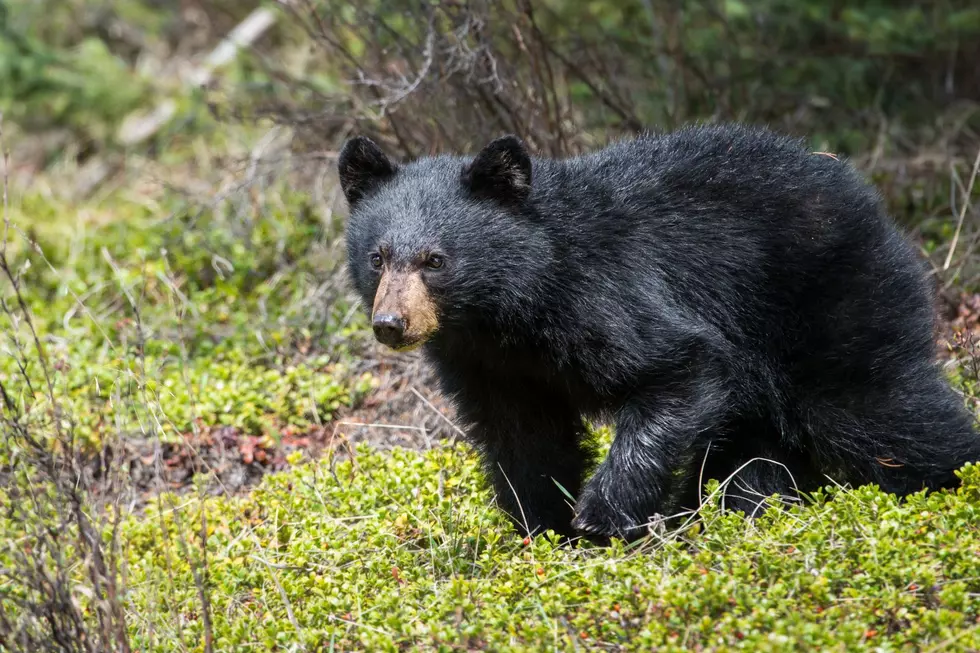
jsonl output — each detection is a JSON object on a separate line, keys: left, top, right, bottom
{"left": 426, "top": 254, "right": 444, "bottom": 270}
{"left": 369, "top": 252, "right": 383, "bottom": 269}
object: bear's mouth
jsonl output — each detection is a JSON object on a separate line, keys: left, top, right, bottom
{"left": 388, "top": 337, "right": 428, "bottom": 353}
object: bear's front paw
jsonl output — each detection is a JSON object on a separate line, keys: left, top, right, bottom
{"left": 571, "top": 483, "right": 649, "bottom": 543}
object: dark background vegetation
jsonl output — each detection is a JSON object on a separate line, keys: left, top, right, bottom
{"left": 2, "top": 1, "right": 980, "bottom": 650}
{"left": 7, "top": 1, "right": 980, "bottom": 256}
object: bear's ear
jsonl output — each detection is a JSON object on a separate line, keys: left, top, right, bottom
{"left": 337, "top": 136, "right": 398, "bottom": 208}
{"left": 460, "top": 135, "right": 532, "bottom": 204}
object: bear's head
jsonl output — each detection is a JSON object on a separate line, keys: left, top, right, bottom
{"left": 338, "top": 135, "right": 549, "bottom": 352}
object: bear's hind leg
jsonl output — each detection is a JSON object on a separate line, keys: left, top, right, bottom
{"left": 808, "top": 367, "right": 980, "bottom": 496}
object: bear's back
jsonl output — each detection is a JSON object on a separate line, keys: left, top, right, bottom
{"left": 525, "top": 124, "right": 935, "bottom": 395}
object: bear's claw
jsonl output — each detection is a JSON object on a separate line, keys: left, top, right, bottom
{"left": 571, "top": 485, "right": 648, "bottom": 542}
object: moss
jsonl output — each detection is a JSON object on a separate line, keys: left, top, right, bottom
{"left": 115, "top": 446, "right": 980, "bottom": 651}
{"left": 0, "top": 185, "right": 365, "bottom": 450}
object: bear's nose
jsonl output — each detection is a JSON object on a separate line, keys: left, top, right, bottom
{"left": 372, "top": 313, "right": 406, "bottom": 346}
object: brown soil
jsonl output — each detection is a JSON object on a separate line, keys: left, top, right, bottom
{"left": 114, "top": 341, "right": 459, "bottom": 508}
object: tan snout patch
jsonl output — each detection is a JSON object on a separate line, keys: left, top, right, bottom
{"left": 372, "top": 269, "right": 439, "bottom": 351}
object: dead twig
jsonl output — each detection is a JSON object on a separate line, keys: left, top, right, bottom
{"left": 943, "top": 146, "right": 980, "bottom": 271}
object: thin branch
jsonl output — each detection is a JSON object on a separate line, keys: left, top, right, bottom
{"left": 943, "top": 146, "right": 980, "bottom": 271}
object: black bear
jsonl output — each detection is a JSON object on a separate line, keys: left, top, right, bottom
{"left": 338, "top": 124, "right": 980, "bottom": 542}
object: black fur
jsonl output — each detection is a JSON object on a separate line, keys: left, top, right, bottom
{"left": 340, "top": 124, "right": 980, "bottom": 542}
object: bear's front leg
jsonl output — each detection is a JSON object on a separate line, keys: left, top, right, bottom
{"left": 572, "top": 370, "right": 730, "bottom": 541}
{"left": 453, "top": 389, "right": 595, "bottom": 539}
